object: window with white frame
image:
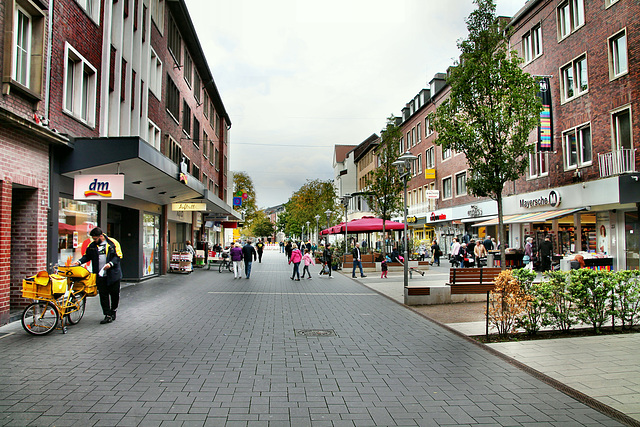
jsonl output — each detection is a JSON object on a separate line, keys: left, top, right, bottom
{"left": 406, "top": 132, "right": 411, "bottom": 148}
{"left": 609, "top": 30, "right": 628, "bottom": 79}
{"left": 148, "top": 119, "right": 161, "bottom": 151}
{"left": 427, "top": 183, "right": 436, "bottom": 210}
{"left": 202, "top": 172, "right": 207, "bottom": 186}
{"left": 425, "top": 115, "right": 433, "bottom": 137}
{"left": 63, "top": 43, "right": 97, "bottom": 126}
{"left": 13, "top": 6, "right": 31, "bottom": 87}
{"left": 528, "top": 144, "right": 549, "bottom": 178}
{"left": 202, "top": 132, "right": 209, "bottom": 158}
{"left": 149, "top": 48, "right": 162, "bottom": 99}
{"left": 192, "top": 119, "right": 200, "bottom": 149}
{"left": 612, "top": 107, "right": 632, "bottom": 150}
{"left": 522, "top": 24, "right": 542, "bottom": 62}
{"left": 416, "top": 123, "right": 422, "bottom": 143}
{"left": 165, "top": 135, "right": 181, "bottom": 165}
{"left": 442, "top": 147, "right": 451, "bottom": 161}
{"left": 74, "top": 0, "right": 100, "bottom": 22}
{"left": 425, "top": 147, "right": 435, "bottom": 169}
{"left": 455, "top": 172, "right": 467, "bottom": 196}
{"left": 560, "top": 54, "right": 588, "bottom": 102}
{"left": 9, "top": 1, "right": 45, "bottom": 96}
{"left": 605, "top": 0, "right": 620, "bottom": 7}
{"left": 412, "top": 128, "right": 417, "bottom": 146}
{"left": 192, "top": 164, "right": 200, "bottom": 181}
{"left": 166, "top": 74, "right": 180, "bottom": 121}
{"left": 203, "top": 92, "right": 209, "bottom": 118}
{"left": 557, "top": 0, "right": 584, "bottom": 39}
{"left": 167, "top": 14, "right": 181, "bottom": 63}
{"left": 442, "top": 176, "right": 452, "bottom": 199}
{"left": 399, "top": 137, "right": 404, "bottom": 153}
{"left": 215, "top": 148, "right": 220, "bottom": 170}
{"left": 183, "top": 53, "right": 192, "bottom": 87}
{"left": 150, "top": 0, "right": 164, "bottom": 33}
{"left": 563, "top": 123, "right": 592, "bottom": 169}
{"left": 416, "top": 154, "right": 422, "bottom": 176}
{"left": 182, "top": 100, "right": 191, "bottom": 136}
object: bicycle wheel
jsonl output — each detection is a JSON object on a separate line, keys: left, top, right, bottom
{"left": 22, "top": 301, "right": 59, "bottom": 335}
{"left": 66, "top": 293, "right": 86, "bottom": 325}
{"left": 219, "top": 262, "right": 224, "bottom": 273}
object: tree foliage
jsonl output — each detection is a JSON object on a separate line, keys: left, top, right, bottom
{"left": 251, "top": 210, "right": 276, "bottom": 239}
{"left": 232, "top": 172, "right": 259, "bottom": 232}
{"left": 364, "top": 116, "right": 405, "bottom": 257}
{"left": 282, "top": 179, "right": 337, "bottom": 238}
{"left": 431, "top": 0, "right": 541, "bottom": 268}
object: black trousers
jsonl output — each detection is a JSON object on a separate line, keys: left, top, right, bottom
{"left": 97, "top": 276, "right": 121, "bottom": 316}
{"left": 257, "top": 250, "right": 263, "bottom": 262}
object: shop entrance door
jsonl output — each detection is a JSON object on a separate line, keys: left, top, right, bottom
{"left": 107, "top": 205, "right": 140, "bottom": 280}
{"left": 625, "top": 211, "right": 639, "bottom": 270}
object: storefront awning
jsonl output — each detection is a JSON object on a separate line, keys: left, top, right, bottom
{"left": 473, "top": 208, "right": 586, "bottom": 227}
{"left": 60, "top": 137, "right": 239, "bottom": 218}
{"left": 461, "top": 215, "right": 497, "bottom": 223}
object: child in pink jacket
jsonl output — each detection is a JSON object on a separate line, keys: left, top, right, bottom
{"left": 289, "top": 243, "right": 303, "bottom": 281}
{"left": 302, "top": 249, "right": 315, "bottom": 279}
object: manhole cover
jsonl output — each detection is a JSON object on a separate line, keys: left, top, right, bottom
{"left": 295, "top": 329, "right": 336, "bottom": 337}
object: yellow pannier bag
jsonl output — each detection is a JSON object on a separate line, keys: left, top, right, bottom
{"left": 76, "top": 274, "right": 98, "bottom": 297}
{"left": 57, "top": 266, "right": 91, "bottom": 279}
{"left": 22, "top": 271, "right": 53, "bottom": 299}
{"left": 49, "top": 274, "right": 68, "bottom": 296}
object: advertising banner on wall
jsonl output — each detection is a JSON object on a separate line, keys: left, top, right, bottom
{"left": 537, "top": 77, "right": 553, "bottom": 152}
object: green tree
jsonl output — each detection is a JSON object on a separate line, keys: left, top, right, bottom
{"left": 364, "top": 116, "right": 405, "bottom": 258}
{"left": 431, "top": 0, "right": 541, "bottom": 268}
{"left": 232, "top": 172, "right": 259, "bottom": 232}
{"left": 251, "top": 211, "right": 276, "bottom": 239}
{"left": 283, "top": 179, "right": 337, "bottom": 239}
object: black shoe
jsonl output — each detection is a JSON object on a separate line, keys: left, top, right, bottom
{"left": 361, "top": 275, "right": 367, "bottom": 278}
{"left": 352, "top": 276, "right": 356, "bottom": 278}
{"left": 111, "top": 312, "right": 117, "bottom": 321}
{"left": 100, "top": 315, "right": 112, "bottom": 324}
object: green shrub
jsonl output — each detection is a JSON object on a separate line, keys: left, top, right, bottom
{"left": 568, "top": 269, "right": 615, "bottom": 334}
{"left": 612, "top": 270, "right": 640, "bottom": 330}
{"left": 512, "top": 268, "right": 543, "bottom": 335}
{"left": 541, "top": 270, "right": 576, "bottom": 332}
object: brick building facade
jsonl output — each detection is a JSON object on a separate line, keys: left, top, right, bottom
{"left": 0, "top": 0, "right": 237, "bottom": 325}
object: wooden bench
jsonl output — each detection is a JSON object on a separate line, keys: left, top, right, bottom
{"left": 446, "top": 268, "right": 502, "bottom": 294}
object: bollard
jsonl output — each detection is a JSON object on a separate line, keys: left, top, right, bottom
{"left": 487, "top": 253, "right": 495, "bottom": 267}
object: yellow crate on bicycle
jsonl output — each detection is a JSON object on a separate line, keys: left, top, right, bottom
{"left": 22, "top": 271, "right": 67, "bottom": 299}
{"left": 57, "top": 265, "right": 91, "bottom": 279}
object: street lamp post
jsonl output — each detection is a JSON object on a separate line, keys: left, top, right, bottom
{"left": 341, "top": 194, "right": 351, "bottom": 253}
{"left": 314, "top": 215, "right": 320, "bottom": 245}
{"left": 324, "top": 209, "right": 332, "bottom": 245}
{"left": 393, "top": 151, "right": 418, "bottom": 302}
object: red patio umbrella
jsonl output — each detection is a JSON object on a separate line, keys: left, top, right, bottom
{"left": 344, "top": 216, "right": 404, "bottom": 232}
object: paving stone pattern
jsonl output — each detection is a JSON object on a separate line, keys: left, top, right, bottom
{"left": 0, "top": 251, "right": 623, "bottom": 426}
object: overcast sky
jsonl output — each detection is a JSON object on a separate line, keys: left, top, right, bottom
{"left": 188, "top": 0, "right": 526, "bottom": 209}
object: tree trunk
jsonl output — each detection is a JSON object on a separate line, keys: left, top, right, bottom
{"left": 497, "top": 194, "right": 506, "bottom": 270}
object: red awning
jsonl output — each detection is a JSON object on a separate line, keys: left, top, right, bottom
{"left": 221, "top": 221, "right": 237, "bottom": 228}
{"left": 343, "top": 216, "right": 405, "bottom": 232}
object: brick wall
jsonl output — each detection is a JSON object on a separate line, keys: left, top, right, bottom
{"left": 0, "top": 125, "right": 49, "bottom": 324}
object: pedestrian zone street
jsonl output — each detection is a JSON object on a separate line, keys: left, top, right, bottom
{"left": 0, "top": 250, "right": 626, "bottom": 426}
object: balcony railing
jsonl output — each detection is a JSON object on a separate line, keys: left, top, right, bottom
{"left": 598, "top": 149, "right": 636, "bottom": 178}
{"left": 408, "top": 202, "right": 435, "bottom": 217}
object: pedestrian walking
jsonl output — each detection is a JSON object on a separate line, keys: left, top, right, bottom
{"left": 242, "top": 240, "right": 257, "bottom": 278}
{"left": 474, "top": 239, "right": 488, "bottom": 266}
{"left": 431, "top": 239, "right": 441, "bottom": 266}
{"left": 321, "top": 243, "right": 333, "bottom": 278}
{"left": 483, "top": 235, "right": 494, "bottom": 251}
{"left": 230, "top": 242, "right": 243, "bottom": 279}
{"left": 185, "top": 240, "right": 196, "bottom": 268}
{"left": 351, "top": 242, "right": 366, "bottom": 278}
{"left": 539, "top": 235, "right": 554, "bottom": 272}
{"left": 289, "top": 243, "right": 302, "bottom": 281}
{"left": 285, "top": 240, "right": 292, "bottom": 260}
{"left": 73, "top": 227, "right": 123, "bottom": 324}
{"left": 255, "top": 238, "right": 265, "bottom": 263}
{"left": 302, "top": 249, "right": 315, "bottom": 279}
{"left": 451, "top": 238, "right": 461, "bottom": 267}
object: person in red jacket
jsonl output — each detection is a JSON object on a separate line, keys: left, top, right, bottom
{"left": 289, "top": 243, "right": 302, "bottom": 281}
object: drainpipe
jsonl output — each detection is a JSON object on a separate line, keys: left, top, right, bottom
{"left": 44, "top": 0, "right": 54, "bottom": 121}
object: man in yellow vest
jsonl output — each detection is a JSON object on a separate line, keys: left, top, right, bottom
{"left": 74, "top": 227, "right": 123, "bottom": 324}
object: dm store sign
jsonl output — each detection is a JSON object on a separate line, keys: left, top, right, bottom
{"left": 74, "top": 175, "right": 125, "bottom": 200}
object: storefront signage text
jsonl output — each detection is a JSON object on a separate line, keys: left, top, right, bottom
{"left": 407, "top": 216, "right": 417, "bottom": 223}
{"left": 519, "top": 190, "right": 561, "bottom": 209}
{"left": 467, "top": 205, "right": 483, "bottom": 217}
{"left": 172, "top": 203, "right": 207, "bottom": 211}
{"left": 430, "top": 212, "right": 446, "bottom": 221}
{"left": 74, "top": 175, "right": 125, "bottom": 200}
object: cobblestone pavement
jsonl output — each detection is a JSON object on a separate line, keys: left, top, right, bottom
{"left": 0, "top": 250, "right": 625, "bottom": 426}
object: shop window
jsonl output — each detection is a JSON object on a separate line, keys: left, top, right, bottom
{"left": 142, "top": 213, "right": 160, "bottom": 277}
{"left": 522, "top": 24, "right": 542, "bottom": 63}
{"left": 608, "top": 29, "right": 628, "bottom": 79}
{"left": 148, "top": 119, "right": 161, "bottom": 151}
{"left": 455, "top": 172, "right": 467, "bottom": 196}
{"left": 166, "top": 74, "right": 179, "bottom": 121}
{"left": 560, "top": 54, "right": 588, "bottom": 102}
{"left": 612, "top": 107, "right": 632, "bottom": 151}
{"left": 149, "top": 48, "right": 162, "bottom": 99}
{"left": 563, "top": 123, "right": 592, "bottom": 169}
{"left": 528, "top": 144, "right": 549, "bottom": 178}
{"left": 557, "top": 0, "right": 584, "bottom": 40}
{"left": 63, "top": 43, "right": 97, "bottom": 126}
{"left": 4, "top": 1, "right": 45, "bottom": 99}
{"left": 58, "top": 198, "right": 98, "bottom": 268}
{"left": 442, "top": 176, "right": 452, "bottom": 200}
